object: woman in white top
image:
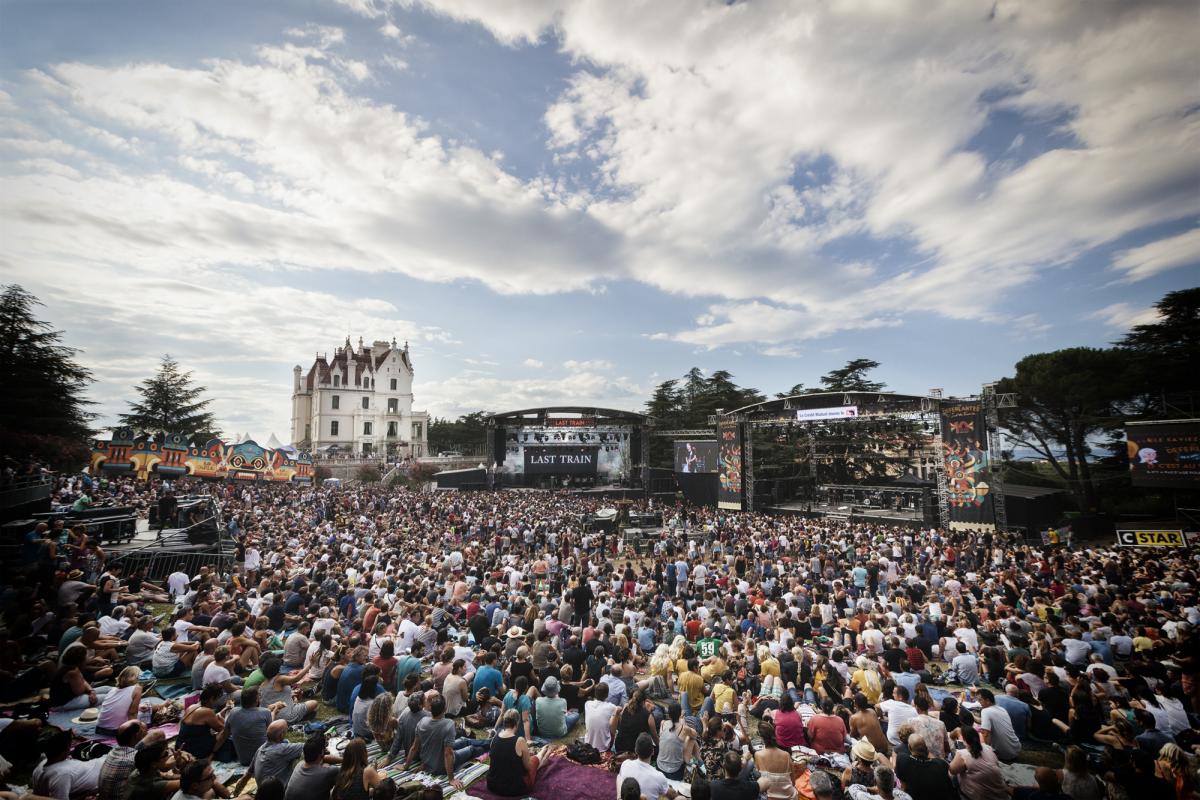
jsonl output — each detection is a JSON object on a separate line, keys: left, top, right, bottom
{"left": 96, "top": 666, "right": 143, "bottom": 735}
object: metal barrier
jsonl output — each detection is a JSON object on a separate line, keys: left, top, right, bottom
{"left": 0, "top": 477, "right": 53, "bottom": 509}
{"left": 110, "top": 548, "right": 234, "bottom": 582}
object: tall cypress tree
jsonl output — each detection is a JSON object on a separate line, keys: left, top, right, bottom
{"left": 120, "top": 355, "right": 219, "bottom": 442}
{"left": 0, "top": 285, "right": 96, "bottom": 466}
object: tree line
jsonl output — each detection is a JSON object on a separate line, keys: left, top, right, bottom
{"left": 2, "top": 282, "right": 1196, "bottom": 517}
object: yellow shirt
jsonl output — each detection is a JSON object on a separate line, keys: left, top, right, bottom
{"left": 679, "top": 670, "right": 704, "bottom": 711}
{"left": 701, "top": 657, "right": 728, "bottom": 681}
{"left": 711, "top": 682, "right": 736, "bottom": 715}
{"left": 1133, "top": 636, "right": 1153, "bottom": 652}
{"left": 851, "top": 668, "right": 882, "bottom": 703}
{"left": 760, "top": 657, "right": 781, "bottom": 678}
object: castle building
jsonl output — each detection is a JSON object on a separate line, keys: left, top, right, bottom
{"left": 291, "top": 337, "right": 429, "bottom": 457}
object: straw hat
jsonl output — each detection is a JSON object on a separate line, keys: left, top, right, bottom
{"left": 851, "top": 740, "right": 876, "bottom": 762}
{"left": 506, "top": 626, "right": 525, "bottom": 639}
{"left": 72, "top": 707, "right": 100, "bottom": 724}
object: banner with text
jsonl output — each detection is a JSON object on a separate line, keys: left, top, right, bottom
{"left": 1126, "top": 420, "right": 1200, "bottom": 489}
{"left": 939, "top": 401, "right": 995, "bottom": 531}
{"left": 523, "top": 445, "right": 599, "bottom": 475}
{"left": 795, "top": 405, "right": 859, "bottom": 421}
{"left": 717, "top": 420, "right": 744, "bottom": 510}
{"left": 1116, "top": 529, "right": 1185, "bottom": 548}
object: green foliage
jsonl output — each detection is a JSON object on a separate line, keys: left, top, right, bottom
{"left": 997, "top": 347, "right": 1137, "bottom": 511}
{"left": 1115, "top": 287, "right": 1200, "bottom": 413}
{"left": 428, "top": 411, "right": 488, "bottom": 455}
{"left": 819, "top": 358, "right": 885, "bottom": 392}
{"left": 355, "top": 464, "right": 382, "bottom": 483}
{"left": 119, "top": 355, "right": 218, "bottom": 442}
{"left": 313, "top": 464, "right": 332, "bottom": 485}
{"left": 644, "top": 368, "right": 765, "bottom": 466}
{"left": 0, "top": 285, "right": 96, "bottom": 468}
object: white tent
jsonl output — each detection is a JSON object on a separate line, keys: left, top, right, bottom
{"left": 266, "top": 433, "right": 284, "bottom": 450}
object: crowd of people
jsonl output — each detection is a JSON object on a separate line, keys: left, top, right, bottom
{"left": 1, "top": 475, "right": 1197, "bottom": 800}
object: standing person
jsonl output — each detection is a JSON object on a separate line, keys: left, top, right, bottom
{"left": 157, "top": 490, "right": 178, "bottom": 534}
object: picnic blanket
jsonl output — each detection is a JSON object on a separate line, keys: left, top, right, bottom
{"left": 153, "top": 683, "right": 195, "bottom": 700}
{"left": 49, "top": 697, "right": 170, "bottom": 739}
{"left": 467, "top": 756, "right": 616, "bottom": 800}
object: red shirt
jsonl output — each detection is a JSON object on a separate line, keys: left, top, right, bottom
{"left": 905, "top": 647, "right": 926, "bottom": 671}
{"left": 806, "top": 714, "right": 847, "bottom": 754}
{"left": 775, "top": 709, "right": 807, "bottom": 749}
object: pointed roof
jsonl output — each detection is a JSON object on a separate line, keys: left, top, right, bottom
{"left": 266, "top": 433, "right": 284, "bottom": 450}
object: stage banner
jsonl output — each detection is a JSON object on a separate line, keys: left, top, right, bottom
{"left": 1116, "top": 529, "right": 1185, "bottom": 548}
{"left": 1126, "top": 420, "right": 1200, "bottom": 489}
{"left": 523, "top": 445, "right": 599, "bottom": 475}
{"left": 675, "top": 440, "right": 718, "bottom": 473}
{"left": 939, "top": 401, "right": 995, "bottom": 531}
{"left": 717, "top": 420, "right": 744, "bottom": 510}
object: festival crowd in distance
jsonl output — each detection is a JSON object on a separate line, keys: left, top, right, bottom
{"left": 1, "top": 475, "right": 1197, "bottom": 800}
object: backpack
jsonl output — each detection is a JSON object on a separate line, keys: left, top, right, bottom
{"left": 565, "top": 741, "right": 601, "bottom": 765}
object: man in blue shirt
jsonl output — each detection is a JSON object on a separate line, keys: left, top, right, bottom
{"left": 335, "top": 646, "right": 367, "bottom": 713}
{"left": 471, "top": 652, "right": 504, "bottom": 698}
{"left": 994, "top": 687, "right": 1031, "bottom": 740}
{"left": 637, "top": 622, "right": 657, "bottom": 654}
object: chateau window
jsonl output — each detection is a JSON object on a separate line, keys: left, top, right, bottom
{"left": 388, "top": 398, "right": 398, "bottom": 414}
{"left": 387, "top": 421, "right": 397, "bottom": 437}
{"left": 390, "top": 379, "right": 397, "bottom": 390}
{"left": 330, "top": 420, "right": 339, "bottom": 436}
{"left": 412, "top": 422, "right": 422, "bottom": 439}
{"left": 332, "top": 395, "right": 340, "bottom": 410}
{"left": 363, "top": 422, "right": 372, "bottom": 435}
{"left": 333, "top": 375, "right": 339, "bottom": 386}
{"left": 361, "top": 397, "right": 369, "bottom": 410}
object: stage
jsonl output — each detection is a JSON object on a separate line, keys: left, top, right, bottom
{"left": 768, "top": 500, "right": 928, "bottom": 527}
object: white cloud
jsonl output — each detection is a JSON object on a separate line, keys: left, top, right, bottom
{"left": 522, "top": 358, "right": 544, "bottom": 368}
{"left": 423, "top": 369, "right": 646, "bottom": 419}
{"left": 1111, "top": 227, "right": 1200, "bottom": 283}
{"left": 1087, "top": 302, "right": 1163, "bottom": 330}
{"left": 407, "top": 0, "right": 1200, "bottom": 341}
{"left": 563, "top": 359, "right": 612, "bottom": 371}
{"left": 2, "top": 257, "right": 454, "bottom": 440}
{"left": 655, "top": 301, "right": 901, "bottom": 350}
{"left": 0, "top": 40, "right": 625, "bottom": 300}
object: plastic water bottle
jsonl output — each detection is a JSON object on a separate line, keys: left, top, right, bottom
{"left": 138, "top": 701, "right": 153, "bottom": 726}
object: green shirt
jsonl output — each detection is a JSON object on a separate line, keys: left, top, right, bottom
{"left": 697, "top": 637, "right": 721, "bottom": 659}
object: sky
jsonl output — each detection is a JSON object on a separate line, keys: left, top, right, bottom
{"left": 1, "top": 0, "right": 1198, "bottom": 442}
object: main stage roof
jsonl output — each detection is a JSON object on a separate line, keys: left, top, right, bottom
{"left": 486, "top": 406, "right": 651, "bottom": 426}
{"left": 725, "top": 391, "right": 941, "bottom": 418}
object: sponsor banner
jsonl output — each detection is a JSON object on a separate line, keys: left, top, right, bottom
{"left": 939, "top": 401, "right": 995, "bottom": 530}
{"left": 544, "top": 418, "right": 596, "bottom": 428}
{"left": 1116, "top": 529, "right": 1185, "bottom": 547}
{"left": 1126, "top": 420, "right": 1200, "bottom": 489}
{"left": 523, "top": 445, "right": 599, "bottom": 475}
{"left": 717, "top": 420, "right": 744, "bottom": 510}
{"left": 675, "top": 440, "right": 718, "bottom": 474}
{"left": 796, "top": 406, "right": 859, "bottom": 421}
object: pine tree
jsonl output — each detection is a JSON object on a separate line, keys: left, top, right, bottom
{"left": 120, "top": 355, "right": 218, "bottom": 442}
{"left": 819, "top": 358, "right": 886, "bottom": 392}
{"left": 0, "top": 285, "right": 95, "bottom": 466}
